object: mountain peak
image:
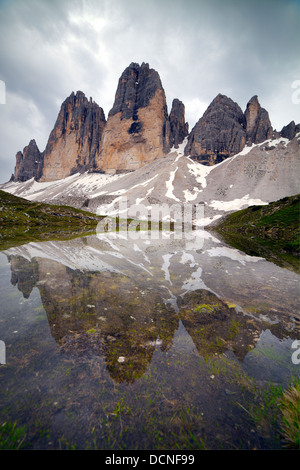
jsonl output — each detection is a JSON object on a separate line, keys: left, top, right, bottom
{"left": 9, "top": 63, "right": 299, "bottom": 183}
{"left": 184, "top": 93, "right": 246, "bottom": 164}
{"left": 95, "top": 62, "right": 171, "bottom": 173}
{"left": 169, "top": 98, "right": 189, "bottom": 148}
{"left": 245, "top": 95, "right": 273, "bottom": 143}
{"left": 12, "top": 139, "right": 43, "bottom": 182}
{"left": 40, "top": 90, "right": 106, "bottom": 181}
{"left": 108, "top": 62, "right": 164, "bottom": 120}
{"left": 248, "top": 94, "right": 259, "bottom": 104}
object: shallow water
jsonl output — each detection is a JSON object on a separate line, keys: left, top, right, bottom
{"left": 0, "top": 228, "right": 299, "bottom": 449}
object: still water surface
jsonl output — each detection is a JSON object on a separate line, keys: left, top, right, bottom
{"left": 0, "top": 228, "right": 299, "bottom": 449}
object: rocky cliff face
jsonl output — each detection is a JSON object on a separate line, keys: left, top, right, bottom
{"left": 40, "top": 91, "right": 106, "bottom": 181}
{"left": 184, "top": 94, "right": 275, "bottom": 164}
{"left": 184, "top": 94, "right": 247, "bottom": 164}
{"left": 95, "top": 62, "right": 172, "bottom": 173}
{"left": 10, "top": 62, "right": 299, "bottom": 182}
{"left": 244, "top": 95, "right": 273, "bottom": 144}
{"left": 169, "top": 99, "right": 189, "bottom": 149}
{"left": 12, "top": 63, "right": 189, "bottom": 181}
{"left": 280, "top": 120, "right": 300, "bottom": 140}
{"left": 11, "top": 139, "right": 43, "bottom": 182}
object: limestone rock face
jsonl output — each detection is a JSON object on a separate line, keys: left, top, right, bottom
{"left": 244, "top": 95, "right": 273, "bottom": 144}
{"left": 10, "top": 62, "right": 299, "bottom": 184}
{"left": 12, "top": 139, "right": 43, "bottom": 182}
{"left": 41, "top": 91, "right": 106, "bottom": 181}
{"left": 96, "top": 62, "right": 172, "bottom": 173}
{"left": 169, "top": 99, "right": 189, "bottom": 148}
{"left": 280, "top": 120, "right": 300, "bottom": 140}
{"left": 184, "top": 94, "right": 247, "bottom": 164}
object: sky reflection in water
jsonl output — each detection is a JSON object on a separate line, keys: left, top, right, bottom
{"left": 0, "top": 229, "right": 299, "bottom": 449}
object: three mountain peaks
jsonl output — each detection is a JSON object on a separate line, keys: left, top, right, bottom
{"left": 11, "top": 62, "right": 300, "bottom": 183}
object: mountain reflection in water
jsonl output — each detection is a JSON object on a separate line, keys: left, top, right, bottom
{"left": 4, "top": 229, "right": 299, "bottom": 383}
{"left": 0, "top": 229, "right": 299, "bottom": 449}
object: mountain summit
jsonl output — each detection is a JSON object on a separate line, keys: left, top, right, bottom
{"left": 95, "top": 62, "right": 173, "bottom": 173}
{"left": 41, "top": 91, "right": 106, "bottom": 181}
{"left": 9, "top": 62, "right": 299, "bottom": 182}
{"left": 184, "top": 94, "right": 274, "bottom": 164}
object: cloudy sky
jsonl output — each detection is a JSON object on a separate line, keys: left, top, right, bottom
{"left": 0, "top": 0, "right": 299, "bottom": 182}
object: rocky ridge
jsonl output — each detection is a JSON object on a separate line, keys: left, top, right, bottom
{"left": 244, "top": 95, "right": 273, "bottom": 144}
{"left": 12, "top": 139, "right": 43, "bottom": 182}
{"left": 3, "top": 134, "right": 300, "bottom": 227}
{"left": 95, "top": 62, "right": 173, "bottom": 173}
{"left": 184, "top": 94, "right": 274, "bottom": 164}
{"left": 40, "top": 91, "right": 106, "bottom": 181}
{"left": 10, "top": 61, "right": 297, "bottom": 183}
{"left": 12, "top": 91, "right": 108, "bottom": 183}
{"left": 169, "top": 98, "right": 189, "bottom": 149}
{"left": 11, "top": 63, "right": 189, "bottom": 182}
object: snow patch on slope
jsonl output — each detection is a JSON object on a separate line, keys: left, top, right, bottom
{"left": 166, "top": 167, "right": 180, "bottom": 201}
{"left": 209, "top": 195, "right": 268, "bottom": 212}
{"left": 228, "top": 136, "right": 290, "bottom": 164}
{"left": 186, "top": 159, "right": 213, "bottom": 189}
{"left": 2, "top": 172, "right": 124, "bottom": 202}
{"left": 1, "top": 134, "right": 298, "bottom": 228}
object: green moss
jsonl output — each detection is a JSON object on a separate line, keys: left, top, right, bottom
{"left": 86, "top": 328, "right": 96, "bottom": 334}
{"left": 212, "top": 195, "right": 300, "bottom": 272}
{"left": 194, "top": 304, "right": 215, "bottom": 313}
{"left": 0, "top": 189, "right": 104, "bottom": 250}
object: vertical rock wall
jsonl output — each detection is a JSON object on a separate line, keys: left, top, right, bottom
{"left": 96, "top": 62, "right": 172, "bottom": 173}
{"left": 40, "top": 91, "right": 106, "bottom": 181}
{"left": 10, "top": 63, "right": 298, "bottom": 182}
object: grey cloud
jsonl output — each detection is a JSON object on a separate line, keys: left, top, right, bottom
{"left": 0, "top": 0, "right": 299, "bottom": 183}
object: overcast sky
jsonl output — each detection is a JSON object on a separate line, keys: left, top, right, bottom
{"left": 0, "top": 0, "right": 299, "bottom": 183}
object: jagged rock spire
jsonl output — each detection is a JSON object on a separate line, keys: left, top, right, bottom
{"left": 184, "top": 94, "right": 246, "bottom": 164}
{"left": 169, "top": 99, "right": 189, "bottom": 149}
{"left": 41, "top": 91, "right": 106, "bottom": 181}
{"left": 96, "top": 62, "right": 172, "bottom": 173}
{"left": 244, "top": 95, "right": 273, "bottom": 144}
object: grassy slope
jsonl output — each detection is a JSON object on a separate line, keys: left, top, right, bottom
{"left": 211, "top": 194, "right": 300, "bottom": 272}
{"left": 0, "top": 190, "right": 103, "bottom": 250}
